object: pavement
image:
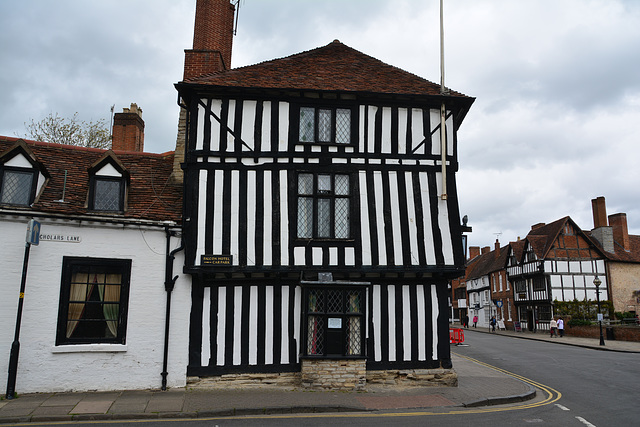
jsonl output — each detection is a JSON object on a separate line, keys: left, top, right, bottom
{"left": 0, "top": 329, "right": 637, "bottom": 424}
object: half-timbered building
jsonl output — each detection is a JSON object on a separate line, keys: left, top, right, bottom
{"left": 176, "top": 0, "right": 474, "bottom": 388}
{"left": 506, "top": 217, "right": 607, "bottom": 332}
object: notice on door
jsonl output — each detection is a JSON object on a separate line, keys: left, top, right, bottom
{"left": 328, "top": 318, "right": 342, "bottom": 329}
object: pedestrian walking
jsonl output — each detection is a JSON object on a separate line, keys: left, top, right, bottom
{"left": 549, "top": 318, "right": 558, "bottom": 337}
{"left": 464, "top": 315, "right": 469, "bottom": 329}
{"left": 472, "top": 315, "right": 478, "bottom": 328}
{"left": 557, "top": 317, "right": 564, "bottom": 337}
{"left": 490, "top": 316, "right": 496, "bottom": 332}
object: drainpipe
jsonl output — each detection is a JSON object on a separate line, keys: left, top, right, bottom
{"left": 161, "top": 225, "right": 184, "bottom": 391}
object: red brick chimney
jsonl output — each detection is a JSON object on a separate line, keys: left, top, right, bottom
{"left": 592, "top": 196, "right": 607, "bottom": 229}
{"left": 609, "top": 213, "right": 630, "bottom": 251}
{"left": 184, "top": 0, "right": 236, "bottom": 80}
{"left": 481, "top": 246, "right": 490, "bottom": 255}
{"left": 531, "top": 223, "right": 545, "bottom": 230}
{"left": 112, "top": 103, "right": 144, "bottom": 152}
{"left": 469, "top": 246, "right": 480, "bottom": 260}
{"left": 494, "top": 239, "right": 500, "bottom": 258}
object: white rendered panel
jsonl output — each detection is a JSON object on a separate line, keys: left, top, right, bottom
{"left": 431, "top": 285, "right": 439, "bottom": 361}
{"left": 416, "top": 285, "right": 426, "bottom": 360}
{"left": 230, "top": 170, "right": 240, "bottom": 265}
{"left": 213, "top": 170, "right": 224, "bottom": 254}
{"left": 412, "top": 108, "right": 425, "bottom": 155}
{"left": 405, "top": 172, "right": 420, "bottom": 265}
{"left": 216, "top": 287, "right": 227, "bottom": 365}
{"left": 419, "top": 172, "right": 437, "bottom": 265}
{"left": 226, "top": 100, "right": 236, "bottom": 153}
{"left": 201, "top": 287, "right": 210, "bottom": 367}
{"left": 389, "top": 171, "right": 403, "bottom": 266}
{"left": 381, "top": 107, "right": 392, "bottom": 153}
{"left": 278, "top": 102, "right": 289, "bottom": 152}
{"left": 329, "top": 247, "right": 338, "bottom": 265}
{"left": 312, "top": 248, "right": 323, "bottom": 265}
{"left": 359, "top": 171, "right": 372, "bottom": 265}
{"left": 5, "top": 153, "right": 31, "bottom": 168}
{"left": 402, "top": 285, "right": 411, "bottom": 361}
{"left": 294, "top": 286, "right": 301, "bottom": 363}
{"left": 387, "top": 285, "right": 396, "bottom": 362}
{"left": 233, "top": 286, "right": 242, "bottom": 365}
{"left": 294, "top": 247, "right": 305, "bottom": 266}
{"left": 242, "top": 100, "right": 257, "bottom": 151}
{"left": 280, "top": 286, "right": 289, "bottom": 364}
{"left": 368, "top": 106, "right": 377, "bottom": 153}
{"left": 248, "top": 286, "right": 258, "bottom": 364}
{"left": 95, "top": 163, "right": 121, "bottom": 177}
{"left": 430, "top": 109, "right": 440, "bottom": 156}
{"left": 264, "top": 286, "right": 274, "bottom": 364}
{"left": 196, "top": 100, "right": 206, "bottom": 151}
{"left": 246, "top": 170, "right": 256, "bottom": 266}
{"left": 210, "top": 100, "right": 222, "bottom": 151}
{"left": 436, "top": 172, "right": 454, "bottom": 265}
{"left": 397, "top": 107, "right": 408, "bottom": 155}
{"left": 280, "top": 170, "right": 289, "bottom": 266}
{"left": 373, "top": 285, "right": 382, "bottom": 361}
{"left": 373, "top": 172, "right": 387, "bottom": 265}
{"left": 263, "top": 170, "right": 273, "bottom": 265}
{"left": 196, "top": 170, "right": 207, "bottom": 263}
{"left": 261, "top": 101, "right": 271, "bottom": 152}
{"left": 345, "top": 247, "right": 355, "bottom": 266}
{"left": 359, "top": 105, "right": 366, "bottom": 153}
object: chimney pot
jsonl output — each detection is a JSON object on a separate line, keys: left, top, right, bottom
{"left": 112, "top": 103, "right": 144, "bottom": 152}
{"left": 609, "top": 213, "right": 630, "bottom": 251}
{"left": 592, "top": 196, "right": 608, "bottom": 229}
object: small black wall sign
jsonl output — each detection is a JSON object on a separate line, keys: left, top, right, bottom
{"left": 201, "top": 254, "right": 233, "bottom": 266}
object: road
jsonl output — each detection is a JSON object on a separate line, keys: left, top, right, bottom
{"left": 14, "top": 332, "right": 638, "bottom": 426}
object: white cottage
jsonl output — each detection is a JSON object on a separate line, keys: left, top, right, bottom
{"left": 0, "top": 109, "right": 189, "bottom": 394}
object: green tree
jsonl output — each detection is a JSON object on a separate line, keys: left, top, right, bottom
{"left": 24, "top": 112, "right": 111, "bottom": 149}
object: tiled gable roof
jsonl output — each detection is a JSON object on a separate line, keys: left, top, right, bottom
{"left": 183, "top": 40, "right": 473, "bottom": 99}
{"left": 590, "top": 233, "right": 640, "bottom": 263}
{"left": 466, "top": 245, "right": 509, "bottom": 280}
{"left": 0, "top": 136, "right": 182, "bottom": 223}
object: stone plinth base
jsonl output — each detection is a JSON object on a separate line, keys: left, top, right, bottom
{"left": 367, "top": 368, "right": 458, "bottom": 387}
{"left": 301, "top": 359, "right": 367, "bottom": 391}
{"left": 186, "top": 372, "right": 300, "bottom": 389}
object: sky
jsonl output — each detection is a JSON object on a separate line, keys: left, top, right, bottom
{"left": 1, "top": 0, "right": 639, "bottom": 250}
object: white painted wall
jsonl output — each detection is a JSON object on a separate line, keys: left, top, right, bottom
{"left": 0, "top": 216, "right": 190, "bottom": 393}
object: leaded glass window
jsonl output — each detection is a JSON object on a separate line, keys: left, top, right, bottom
{"left": 304, "top": 287, "right": 364, "bottom": 357}
{"left": 296, "top": 173, "right": 351, "bottom": 239}
{"left": 297, "top": 106, "right": 353, "bottom": 144}
{"left": 92, "top": 177, "right": 124, "bottom": 212}
{"left": 0, "top": 169, "right": 35, "bottom": 206}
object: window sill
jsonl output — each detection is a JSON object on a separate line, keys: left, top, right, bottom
{"left": 52, "top": 344, "right": 127, "bottom": 353}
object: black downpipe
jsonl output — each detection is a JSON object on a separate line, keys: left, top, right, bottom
{"left": 161, "top": 225, "right": 184, "bottom": 391}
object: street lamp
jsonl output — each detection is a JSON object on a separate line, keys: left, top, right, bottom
{"left": 593, "top": 276, "right": 605, "bottom": 346}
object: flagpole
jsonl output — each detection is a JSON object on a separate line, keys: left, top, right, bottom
{"left": 439, "top": 0, "right": 448, "bottom": 200}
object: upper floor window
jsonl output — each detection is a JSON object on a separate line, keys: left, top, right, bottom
{"left": 1, "top": 167, "right": 37, "bottom": 206}
{"left": 88, "top": 157, "right": 127, "bottom": 213}
{"left": 92, "top": 177, "right": 123, "bottom": 211}
{"left": 298, "top": 106, "right": 352, "bottom": 144}
{"left": 0, "top": 145, "right": 44, "bottom": 207}
{"left": 297, "top": 173, "right": 351, "bottom": 239}
{"left": 56, "top": 257, "right": 131, "bottom": 345}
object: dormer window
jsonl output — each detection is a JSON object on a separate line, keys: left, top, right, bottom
{"left": 298, "top": 106, "right": 353, "bottom": 144}
{"left": 0, "top": 146, "right": 44, "bottom": 207}
{"left": 1, "top": 168, "right": 36, "bottom": 206}
{"left": 88, "top": 155, "right": 127, "bottom": 213}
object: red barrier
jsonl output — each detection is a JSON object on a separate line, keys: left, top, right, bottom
{"left": 449, "top": 328, "right": 465, "bottom": 344}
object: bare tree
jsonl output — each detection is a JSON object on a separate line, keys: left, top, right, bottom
{"left": 24, "top": 112, "right": 111, "bottom": 149}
